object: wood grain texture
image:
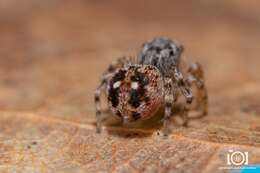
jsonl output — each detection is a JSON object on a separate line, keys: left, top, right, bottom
{"left": 0, "top": 0, "right": 260, "bottom": 172}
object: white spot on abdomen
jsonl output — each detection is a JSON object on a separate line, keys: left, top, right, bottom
{"left": 131, "top": 82, "right": 139, "bottom": 89}
{"left": 113, "top": 81, "right": 121, "bottom": 88}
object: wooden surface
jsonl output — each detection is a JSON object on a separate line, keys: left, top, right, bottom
{"left": 0, "top": 0, "right": 260, "bottom": 172}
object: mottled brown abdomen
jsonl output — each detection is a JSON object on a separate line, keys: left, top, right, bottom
{"left": 107, "top": 65, "right": 164, "bottom": 122}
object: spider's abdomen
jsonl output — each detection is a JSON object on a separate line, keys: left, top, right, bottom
{"left": 107, "top": 65, "right": 164, "bottom": 122}
{"left": 137, "top": 37, "right": 183, "bottom": 76}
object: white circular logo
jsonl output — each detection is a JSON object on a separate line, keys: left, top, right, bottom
{"left": 230, "top": 151, "right": 246, "bottom": 166}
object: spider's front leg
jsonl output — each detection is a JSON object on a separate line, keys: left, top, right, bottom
{"left": 95, "top": 56, "right": 131, "bottom": 133}
{"left": 95, "top": 78, "right": 108, "bottom": 133}
{"left": 173, "top": 68, "right": 193, "bottom": 126}
{"left": 162, "top": 77, "right": 178, "bottom": 136}
{"left": 186, "top": 62, "right": 208, "bottom": 117}
{"left": 95, "top": 71, "right": 117, "bottom": 133}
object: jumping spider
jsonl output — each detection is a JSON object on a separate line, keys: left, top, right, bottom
{"left": 94, "top": 37, "right": 208, "bottom": 135}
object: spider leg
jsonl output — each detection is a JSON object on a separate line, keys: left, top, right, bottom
{"left": 95, "top": 81, "right": 106, "bottom": 133}
{"left": 95, "top": 72, "right": 114, "bottom": 133}
{"left": 162, "top": 77, "right": 178, "bottom": 136}
{"left": 95, "top": 56, "right": 131, "bottom": 133}
{"left": 106, "top": 56, "right": 131, "bottom": 73}
{"left": 186, "top": 62, "right": 208, "bottom": 117}
{"left": 173, "top": 68, "right": 193, "bottom": 127}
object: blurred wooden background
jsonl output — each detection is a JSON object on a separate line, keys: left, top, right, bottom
{"left": 0, "top": 0, "right": 260, "bottom": 172}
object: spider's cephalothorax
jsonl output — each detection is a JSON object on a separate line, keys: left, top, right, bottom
{"left": 94, "top": 37, "right": 208, "bottom": 135}
{"left": 138, "top": 37, "right": 184, "bottom": 76}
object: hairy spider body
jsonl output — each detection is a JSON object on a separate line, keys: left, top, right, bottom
{"left": 108, "top": 65, "right": 164, "bottom": 123}
{"left": 94, "top": 37, "right": 208, "bottom": 135}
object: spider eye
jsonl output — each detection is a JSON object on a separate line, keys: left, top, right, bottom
{"left": 169, "top": 50, "right": 174, "bottom": 56}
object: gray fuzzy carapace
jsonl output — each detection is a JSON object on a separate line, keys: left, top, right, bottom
{"left": 94, "top": 37, "right": 208, "bottom": 136}
{"left": 138, "top": 37, "right": 184, "bottom": 76}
